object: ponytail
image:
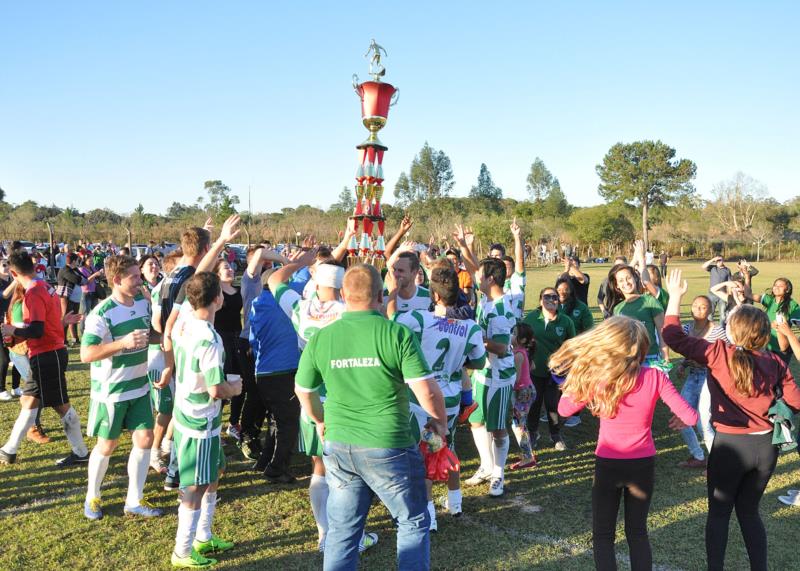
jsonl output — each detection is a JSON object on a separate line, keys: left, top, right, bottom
{"left": 728, "top": 348, "right": 755, "bottom": 397}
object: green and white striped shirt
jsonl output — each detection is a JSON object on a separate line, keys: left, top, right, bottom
{"left": 172, "top": 314, "right": 225, "bottom": 438}
{"left": 274, "top": 283, "right": 345, "bottom": 350}
{"left": 473, "top": 294, "right": 517, "bottom": 388}
{"left": 82, "top": 294, "right": 151, "bottom": 403}
{"left": 504, "top": 271, "right": 526, "bottom": 320}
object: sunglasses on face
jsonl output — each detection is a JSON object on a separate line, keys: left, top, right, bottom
{"left": 542, "top": 294, "right": 559, "bottom": 302}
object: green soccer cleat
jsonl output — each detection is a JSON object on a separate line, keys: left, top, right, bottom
{"left": 171, "top": 548, "right": 217, "bottom": 568}
{"left": 193, "top": 535, "right": 234, "bottom": 555}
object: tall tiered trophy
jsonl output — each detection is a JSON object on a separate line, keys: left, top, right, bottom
{"left": 347, "top": 40, "right": 399, "bottom": 267}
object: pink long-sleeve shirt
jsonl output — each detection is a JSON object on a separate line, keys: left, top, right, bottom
{"left": 558, "top": 366, "right": 699, "bottom": 459}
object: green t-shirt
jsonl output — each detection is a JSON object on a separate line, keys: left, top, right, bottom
{"left": 760, "top": 293, "right": 800, "bottom": 352}
{"left": 559, "top": 300, "right": 594, "bottom": 334}
{"left": 295, "top": 310, "right": 433, "bottom": 448}
{"left": 522, "top": 308, "right": 576, "bottom": 377}
{"left": 613, "top": 294, "right": 664, "bottom": 357}
{"left": 655, "top": 288, "right": 670, "bottom": 311}
{"left": 81, "top": 294, "right": 151, "bottom": 403}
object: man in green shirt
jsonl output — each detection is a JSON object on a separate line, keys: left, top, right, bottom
{"left": 295, "top": 264, "right": 446, "bottom": 571}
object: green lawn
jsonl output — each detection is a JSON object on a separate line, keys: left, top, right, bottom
{"left": 0, "top": 260, "right": 798, "bottom": 570}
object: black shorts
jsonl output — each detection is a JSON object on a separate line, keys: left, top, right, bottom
{"left": 23, "top": 348, "right": 69, "bottom": 407}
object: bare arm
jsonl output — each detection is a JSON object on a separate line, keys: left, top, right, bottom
{"left": 296, "top": 388, "right": 325, "bottom": 425}
{"left": 510, "top": 218, "right": 524, "bottom": 274}
{"left": 2, "top": 278, "right": 16, "bottom": 300}
{"left": 384, "top": 215, "right": 413, "bottom": 259}
{"left": 266, "top": 248, "right": 317, "bottom": 292}
{"left": 331, "top": 219, "right": 356, "bottom": 263}
{"left": 775, "top": 320, "right": 800, "bottom": 359}
{"left": 196, "top": 214, "right": 242, "bottom": 273}
{"left": 155, "top": 307, "right": 181, "bottom": 388}
{"left": 409, "top": 378, "right": 447, "bottom": 438}
{"left": 654, "top": 312, "right": 668, "bottom": 360}
{"left": 453, "top": 225, "right": 479, "bottom": 276}
{"left": 702, "top": 256, "right": 719, "bottom": 270}
{"left": 81, "top": 330, "right": 148, "bottom": 363}
{"left": 208, "top": 380, "right": 243, "bottom": 400}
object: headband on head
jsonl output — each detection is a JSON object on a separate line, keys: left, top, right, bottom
{"left": 315, "top": 264, "right": 344, "bottom": 289}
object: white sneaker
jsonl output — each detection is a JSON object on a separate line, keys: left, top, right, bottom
{"left": 778, "top": 494, "right": 800, "bottom": 507}
{"left": 441, "top": 495, "right": 462, "bottom": 517}
{"left": 11, "top": 388, "right": 22, "bottom": 398}
{"left": 358, "top": 532, "right": 378, "bottom": 552}
{"left": 0, "top": 391, "right": 12, "bottom": 402}
{"left": 488, "top": 477, "right": 504, "bottom": 497}
{"left": 464, "top": 467, "right": 491, "bottom": 486}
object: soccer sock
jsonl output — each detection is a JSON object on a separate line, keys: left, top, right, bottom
{"left": 447, "top": 489, "right": 463, "bottom": 515}
{"left": 309, "top": 474, "right": 329, "bottom": 540}
{"left": 470, "top": 425, "right": 492, "bottom": 473}
{"left": 492, "top": 433, "right": 510, "bottom": 479}
{"left": 2, "top": 408, "right": 37, "bottom": 454}
{"left": 427, "top": 500, "right": 437, "bottom": 529}
{"left": 175, "top": 504, "right": 201, "bottom": 558}
{"left": 86, "top": 446, "right": 111, "bottom": 502}
{"left": 61, "top": 407, "right": 88, "bottom": 457}
{"left": 161, "top": 437, "right": 173, "bottom": 457}
{"left": 125, "top": 446, "right": 150, "bottom": 507}
{"left": 195, "top": 491, "right": 217, "bottom": 543}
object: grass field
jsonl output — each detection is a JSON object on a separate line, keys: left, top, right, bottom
{"left": 0, "top": 261, "right": 798, "bottom": 570}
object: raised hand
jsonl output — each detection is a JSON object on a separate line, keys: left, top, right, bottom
{"left": 452, "top": 224, "right": 466, "bottom": 246}
{"left": 665, "top": 269, "right": 688, "bottom": 298}
{"left": 203, "top": 217, "right": 214, "bottom": 233}
{"left": 400, "top": 215, "right": 414, "bottom": 234}
{"left": 219, "top": 214, "right": 242, "bottom": 243}
{"left": 463, "top": 226, "right": 475, "bottom": 248}
{"left": 510, "top": 217, "right": 521, "bottom": 238}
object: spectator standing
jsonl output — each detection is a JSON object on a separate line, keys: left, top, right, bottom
{"left": 702, "top": 256, "right": 732, "bottom": 323}
{"left": 295, "top": 264, "right": 446, "bottom": 571}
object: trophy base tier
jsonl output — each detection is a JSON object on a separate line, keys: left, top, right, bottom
{"left": 346, "top": 255, "right": 385, "bottom": 269}
{"left": 356, "top": 140, "right": 388, "bottom": 151}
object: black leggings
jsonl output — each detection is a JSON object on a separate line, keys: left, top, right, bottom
{"left": 527, "top": 375, "right": 562, "bottom": 441}
{"left": 706, "top": 431, "right": 778, "bottom": 571}
{"left": 592, "top": 456, "right": 655, "bottom": 571}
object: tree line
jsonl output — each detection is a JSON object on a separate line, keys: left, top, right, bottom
{"left": 1, "top": 141, "right": 798, "bottom": 261}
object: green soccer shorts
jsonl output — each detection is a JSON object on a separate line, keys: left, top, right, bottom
{"left": 147, "top": 344, "right": 174, "bottom": 415}
{"left": 174, "top": 427, "right": 226, "bottom": 488}
{"left": 87, "top": 393, "right": 154, "bottom": 440}
{"left": 468, "top": 381, "right": 512, "bottom": 431}
{"left": 409, "top": 395, "right": 460, "bottom": 445}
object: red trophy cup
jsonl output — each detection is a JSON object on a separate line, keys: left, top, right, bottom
{"left": 346, "top": 40, "right": 398, "bottom": 267}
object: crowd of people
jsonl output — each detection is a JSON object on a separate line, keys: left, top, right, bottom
{"left": 0, "top": 217, "right": 798, "bottom": 571}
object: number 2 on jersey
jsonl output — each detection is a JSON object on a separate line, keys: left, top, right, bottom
{"left": 431, "top": 338, "right": 450, "bottom": 372}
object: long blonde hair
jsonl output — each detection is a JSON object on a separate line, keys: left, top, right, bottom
{"left": 549, "top": 316, "right": 649, "bottom": 419}
{"left": 726, "top": 305, "right": 771, "bottom": 397}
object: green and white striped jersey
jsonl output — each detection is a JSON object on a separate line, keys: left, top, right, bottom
{"left": 504, "top": 271, "right": 526, "bottom": 320}
{"left": 274, "top": 283, "right": 344, "bottom": 350}
{"left": 172, "top": 314, "right": 225, "bottom": 437}
{"left": 473, "top": 294, "right": 517, "bottom": 388}
{"left": 82, "top": 294, "right": 151, "bottom": 403}
{"left": 395, "top": 310, "right": 486, "bottom": 405}
{"left": 388, "top": 285, "right": 431, "bottom": 315}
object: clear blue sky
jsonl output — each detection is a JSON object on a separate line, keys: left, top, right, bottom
{"left": 1, "top": 1, "right": 797, "bottom": 215}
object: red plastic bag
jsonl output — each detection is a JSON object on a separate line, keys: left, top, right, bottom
{"left": 419, "top": 440, "right": 460, "bottom": 482}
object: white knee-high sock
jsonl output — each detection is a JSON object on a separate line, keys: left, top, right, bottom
{"left": 309, "top": 474, "right": 329, "bottom": 540}
{"left": 447, "top": 489, "right": 463, "bottom": 515}
{"left": 161, "top": 437, "right": 173, "bottom": 457}
{"left": 195, "top": 491, "right": 217, "bottom": 543}
{"left": 471, "top": 425, "right": 492, "bottom": 472}
{"left": 2, "top": 408, "right": 37, "bottom": 454}
{"left": 175, "top": 504, "right": 201, "bottom": 557}
{"left": 62, "top": 407, "right": 88, "bottom": 457}
{"left": 86, "top": 446, "right": 111, "bottom": 502}
{"left": 125, "top": 446, "right": 150, "bottom": 507}
{"left": 491, "top": 433, "right": 509, "bottom": 479}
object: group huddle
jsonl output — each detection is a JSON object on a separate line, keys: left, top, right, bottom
{"left": 0, "top": 214, "right": 799, "bottom": 571}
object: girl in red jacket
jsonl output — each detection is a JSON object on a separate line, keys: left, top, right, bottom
{"left": 662, "top": 270, "right": 800, "bottom": 571}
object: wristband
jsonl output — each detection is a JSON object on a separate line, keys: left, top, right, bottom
{"left": 460, "top": 389, "right": 473, "bottom": 407}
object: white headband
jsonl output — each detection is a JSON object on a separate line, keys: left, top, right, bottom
{"left": 315, "top": 264, "right": 344, "bottom": 289}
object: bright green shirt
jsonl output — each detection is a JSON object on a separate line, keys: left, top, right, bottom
{"left": 655, "top": 288, "right": 670, "bottom": 311}
{"left": 613, "top": 294, "right": 664, "bottom": 357}
{"left": 559, "top": 300, "right": 594, "bottom": 334}
{"left": 522, "top": 308, "right": 576, "bottom": 377}
{"left": 295, "top": 310, "right": 433, "bottom": 449}
{"left": 760, "top": 293, "right": 800, "bottom": 352}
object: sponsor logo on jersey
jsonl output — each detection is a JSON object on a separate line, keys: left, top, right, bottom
{"left": 433, "top": 317, "right": 468, "bottom": 337}
{"left": 555, "top": 326, "right": 565, "bottom": 336}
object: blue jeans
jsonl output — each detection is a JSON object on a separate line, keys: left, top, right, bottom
{"left": 322, "top": 440, "right": 430, "bottom": 571}
{"left": 680, "top": 367, "right": 707, "bottom": 460}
